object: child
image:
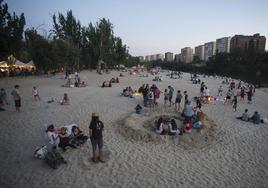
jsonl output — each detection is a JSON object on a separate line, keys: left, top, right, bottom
{"left": 164, "top": 89, "right": 168, "bottom": 106}
{"left": 218, "top": 86, "right": 223, "bottom": 96}
{"left": 58, "top": 127, "right": 76, "bottom": 151}
{"left": 46, "top": 124, "right": 59, "bottom": 150}
{"left": 232, "top": 96, "right": 238, "bottom": 112}
{"left": 175, "top": 90, "right": 183, "bottom": 111}
{"left": 32, "top": 86, "right": 41, "bottom": 101}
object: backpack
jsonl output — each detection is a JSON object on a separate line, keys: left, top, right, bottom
{"left": 45, "top": 150, "right": 67, "bottom": 169}
{"left": 34, "top": 146, "right": 48, "bottom": 159}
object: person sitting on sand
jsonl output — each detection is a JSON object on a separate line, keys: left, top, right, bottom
{"left": 115, "top": 77, "right": 119, "bottom": 83}
{"left": 168, "top": 119, "right": 180, "bottom": 136}
{"left": 80, "top": 81, "right": 87, "bottom": 87}
{"left": 218, "top": 86, "right": 223, "bottom": 96}
{"left": 184, "top": 120, "right": 193, "bottom": 133}
{"left": 71, "top": 126, "right": 88, "bottom": 146}
{"left": 110, "top": 78, "right": 116, "bottom": 83}
{"left": 60, "top": 93, "right": 70, "bottom": 105}
{"left": 236, "top": 109, "right": 249, "bottom": 121}
{"left": 250, "top": 111, "right": 261, "bottom": 124}
{"left": 58, "top": 127, "right": 76, "bottom": 152}
{"left": 156, "top": 118, "right": 164, "bottom": 135}
{"left": 135, "top": 104, "right": 143, "bottom": 114}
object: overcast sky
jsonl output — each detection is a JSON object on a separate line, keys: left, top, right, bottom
{"left": 8, "top": 0, "right": 268, "bottom": 56}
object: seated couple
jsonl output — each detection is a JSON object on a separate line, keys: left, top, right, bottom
{"left": 74, "top": 79, "right": 87, "bottom": 87}
{"left": 46, "top": 124, "right": 88, "bottom": 152}
{"left": 110, "top": 77, "right": 119, "bottom": 83}
{"left": 102, "top": 81, "right": 112, "bottom": 88}
{"left": 236, "top": 109, "right": 263, "bottom": 124}
{"left": 122, "top": 86, "right": 134, "bottom": 98}
{"left": 155, "top": 118, "right": 180, "bottom": 136}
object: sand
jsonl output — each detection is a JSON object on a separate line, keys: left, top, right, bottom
{"left": 0, "top": 70, "right": 267, "bottom": 188}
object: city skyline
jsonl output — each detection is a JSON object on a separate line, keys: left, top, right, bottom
{"left": 8, "top": 0, "right": 268, "bottom": 56}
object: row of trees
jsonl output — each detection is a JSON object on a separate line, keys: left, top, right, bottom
{"left": 0, "top": 0, "right": 139, "bottom": 71}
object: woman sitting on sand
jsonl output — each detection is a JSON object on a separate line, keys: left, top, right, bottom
{"left": 60, "top": 93, "right": 70, "bottom": 105}
{"left": 168, "top": 119, "right": 180, "bottom": 136}
{"left": 156, "top": 118, "right": 164, "bottom": 135}
{"left": 71, "top": 126, "right": 88, "bottom": 146}
{"left": 58, "top": 127, "right": 76, "bottom": 152}
{"left": 184, "top": 120, "right": 193, "bottom": 133}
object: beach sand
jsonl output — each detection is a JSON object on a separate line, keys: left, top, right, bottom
{"left": 0, "top": 71, "right": 267, "bottom": 188}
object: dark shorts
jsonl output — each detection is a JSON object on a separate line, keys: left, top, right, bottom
{"left": 175, "top": 98, "right": 181, "bottom": 103}
{"left": 91, "top": 138, "right": 103, "bottom": 151}
{"left": 226, "top": 96, "right": 231, "bottom": 100}
{"left": 15, "top": 99, "right": 21, "bottom": 107}
{"left": 169, "top": 96, "right": 172, "bottom": 102}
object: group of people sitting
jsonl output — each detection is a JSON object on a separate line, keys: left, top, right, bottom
{"left": 102, "top": 81, "right": 112, "bottom": 88}
{"left": 155, "top": 118, "right": 181, "bottom": 135}
{"left": 46, "top": 124, "right": 88, "bottom": 152}
{"left": 236, "top": 109, "right": 267, "bottom": 124}
{"left": 110, "top": 77, "right": 119, "bottom": 83}
{"left": 122, "top": 86, "right": 135, "bottom": 98}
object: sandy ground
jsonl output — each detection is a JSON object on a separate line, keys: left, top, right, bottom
{"left": 0, "top": 70, "right": 267, "bottom": 188}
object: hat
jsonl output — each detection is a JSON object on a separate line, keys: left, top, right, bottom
{"left": 92, "top": 112, "right": 99, "bottom": 117}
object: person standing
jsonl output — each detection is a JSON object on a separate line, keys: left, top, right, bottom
{"left": 11, "top": 85, "right": 21, "bottom": 112}
{"left": 168, "top": 86, "right": 174, "bottom": 107}
{"left": 89, "top": 113, "right": 105, "bottom": 163}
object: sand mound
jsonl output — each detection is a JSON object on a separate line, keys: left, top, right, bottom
{"left": 117, "top": 106, "right": 220, "bottom": 149}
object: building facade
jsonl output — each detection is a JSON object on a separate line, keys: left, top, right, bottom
{"left": 194, "top": 45, "right": 205, "bottom": 61}
{"left": 156, "top": 54, "right": 164, "bottom": 61}
{"left": 138, "top": 56, "right": 144, "bottom": 62}
{"left": 204, "top": 41, "right": 216, "bottom": 61}
{"left": 165, "top": 52, "right": 174, "bottom": 62}
{"left": 230, "top": 33, "right": 266, "bottom": 53}
{"left": 216, "top": 37, "right": 231, "bottom": 53}
{"left": 174, "top": 54, "right": 182, "bottom": 62}
{"left": 181, "top": 47, "right": 193, "bottom": 63}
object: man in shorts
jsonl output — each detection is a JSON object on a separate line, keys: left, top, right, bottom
{"left": 89, "top": 113, "right": 105, "bottom": 163}
{"left": 168, "top": 86, "right": 174, "bottom": 107}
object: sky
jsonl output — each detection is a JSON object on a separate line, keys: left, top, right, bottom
{"left": 8, "top": 0, "right": 268, "bottom": 56}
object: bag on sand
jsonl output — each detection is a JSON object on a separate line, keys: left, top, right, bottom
{"left": 45, "top": 150, "right": 66, "bottom": 169}
{"left": 34, "top": 146, "right": 48, "bottom": 159}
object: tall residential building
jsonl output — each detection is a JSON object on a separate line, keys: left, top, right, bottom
{"left": 145, "top": 55, "right": 150, "bottom": 62}
{"left": 216, "top": 37, "right": 231, "bottom": 53}
{"left": 194, "top": 45, "right": 205, "bottom": 61}
{"left": 174, "top": 54, "right": 182, "bottom": 62}
{"left": 150, "top": 54, "right": 157, "bottom": 61}
{"left": 204, "top": 41, "right": 216, "bottom": 61}
{"left": 230, "top": 33, "right": 266, "bottom": 53}
{"left": 138, "top": 56, "right": 144, "bottom": 62}
{"left": 156, "top": 54, "right": 164, "bottom": 61}
{"left": 165, "top": 52, "right": 174, "bottom": 62}
{"left": 181, "top": 47, "right": 193, "bottom": 63}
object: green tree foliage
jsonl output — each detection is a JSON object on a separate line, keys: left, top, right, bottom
{"left": 0, "top": 0, "right": 25, "bottom": 59}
